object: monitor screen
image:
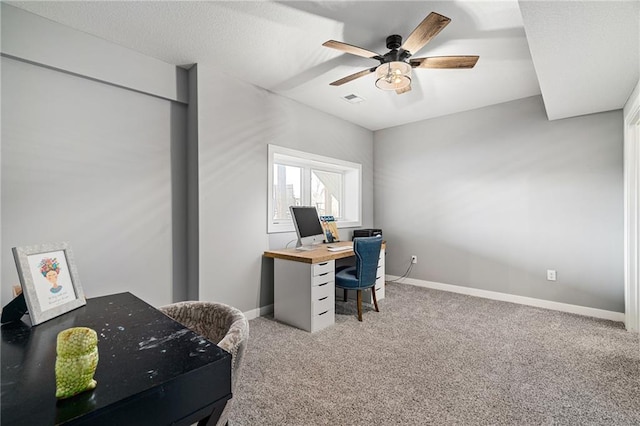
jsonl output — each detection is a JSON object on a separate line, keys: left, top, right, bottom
{"left": 290, "top": 206, "right": 325, "bottom": 250}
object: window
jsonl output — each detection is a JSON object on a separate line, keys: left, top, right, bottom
{"left": 311, "top": 169, "right": 342, "bottom": 217}
{"left": 268, "top": 145, "right": 361, "bottom": 233}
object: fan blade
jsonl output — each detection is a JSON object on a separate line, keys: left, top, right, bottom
{"left": 396, "top": 85, "right": 412, "bottom": 95}
{"left": 329, "top": 68, "right": 376, "bottom": 86}
{"left": 410, "top": 56, "right": 479, "bottom": 69}
{"left": 401, "top": 12, "right": 451, "bottom": 55}
{"left": 323, "top": 40, "right": 381, "bottom": 59}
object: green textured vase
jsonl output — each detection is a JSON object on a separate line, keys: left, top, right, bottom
{"left": 55, "top": 327, "right": 99, "bottom": 399}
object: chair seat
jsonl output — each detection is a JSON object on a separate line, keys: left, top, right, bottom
{"left": 335, "top": 266, "right": 375, "bottom": 290}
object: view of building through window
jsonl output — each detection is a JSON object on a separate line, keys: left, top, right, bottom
{"left": 268, "top": 145, "right": 361, "bottom": 233}
{"left": 273, "top": 165, "right": 342, "bottom": 220}
{"left": 311, "top": 169, "right": 341, "bottom": 217}
{"left": 273, "top": 164, "right": 301, "bottom": 221}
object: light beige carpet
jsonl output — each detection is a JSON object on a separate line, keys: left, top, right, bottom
{"left": 231, "top": 282, "right": 640, "bottom": 425}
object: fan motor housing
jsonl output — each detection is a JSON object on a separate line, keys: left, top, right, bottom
{"left": 386, "top": 34, "right": 403, "bottom": 50}
{"left": 381, "top": 34, "right": 412, "bottom": 64}
{"left": 381, "top": 35, "right": 411, "bottom": 64}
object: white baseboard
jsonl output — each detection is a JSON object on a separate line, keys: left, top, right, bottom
{"left": 244, "top": 303, "right": 273, "bottom": 320}
{"left": 386, "top": 275, "right": 625, "bottom": 323}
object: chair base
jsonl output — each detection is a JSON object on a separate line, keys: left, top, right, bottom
{"left": 342, "top": 288, "right": 379, "bottom": 321}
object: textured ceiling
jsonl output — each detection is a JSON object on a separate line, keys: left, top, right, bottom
{"left": 7, "top": 1, "right": 639, "bottom": 130}
{"left": 520, "top": 1, "right": 639, "bottom": 120}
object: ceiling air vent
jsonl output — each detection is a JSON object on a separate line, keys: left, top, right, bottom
{"left": 342, "top": 94, "right": 365, "bottom": 104}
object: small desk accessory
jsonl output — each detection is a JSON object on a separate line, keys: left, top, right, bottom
{"left": 320, "top": 215, "right": 340, "bottom": 243}
{"left": 55, "top": 327, "right": 99, "bottom": 399}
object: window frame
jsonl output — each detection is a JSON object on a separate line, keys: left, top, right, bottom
{"left": 268, "top": 144, "right": 362, "bottom": 233}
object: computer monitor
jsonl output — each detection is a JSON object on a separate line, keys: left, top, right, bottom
{"left": 290, "top": 206, "right": 325, "bottom": 251}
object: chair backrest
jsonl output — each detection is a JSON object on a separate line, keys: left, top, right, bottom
{"left": 158, "top": 301, "right": 249, "bottom": 426}
{"left": 354, "top": 236, "right": 383, "bottom": 288}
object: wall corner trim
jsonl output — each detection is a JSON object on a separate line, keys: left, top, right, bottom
{"left": 244, "top": 304, "right": 274, "bottom": 321}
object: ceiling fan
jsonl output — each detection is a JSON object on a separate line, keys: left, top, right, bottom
{"left": 322, "top": 12, "right": 479, "bottom": 94}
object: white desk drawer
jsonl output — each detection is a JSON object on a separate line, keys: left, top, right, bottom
{"left": 312, "top": 291, "right": 334, "bottom": 315}
{"left": 312, "top": 280, "right": 334, "bottom": 299}
{"left": 313, "top": 261, "right": 334, "bottom": 276}
{"left": 311, "top": 308, "right": 334, "bottom": 332}
{"left": 312, "top": 272, "right": 333, "bottom": 286}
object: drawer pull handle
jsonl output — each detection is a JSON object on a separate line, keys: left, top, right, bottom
{"left": 319, "top": 296, "right": 328, "bottom": 301}
{"left": 318, "top": 262, "right": 328, "bottom": 266}
{"left": 319, "top": 282, "right": 328, "bottom": 287}
{"left": 318, "top": 310, "right": 329, "bottom": 316}
{"left": 319, "top": 272, "right": 329, "bottom": 277}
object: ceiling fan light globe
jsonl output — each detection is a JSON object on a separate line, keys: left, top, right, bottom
{"left": 375, "top": 61, "right": 412, "bottom": 91}
{"left": 376, "top": 75, "right": 411, "bottom": 90}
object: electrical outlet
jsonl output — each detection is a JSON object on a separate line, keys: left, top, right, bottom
{"left": 411, "top": 255, "right": 418, "bottom": 264}
{"left": 546, "top": 269, "right": 557, "bottom": 281}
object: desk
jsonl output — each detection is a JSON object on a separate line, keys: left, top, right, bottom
{"left": 1, "top": 292, "right": 231, "bottom": 426}
{"left": 264, "top": 241, "right": 385, "bottom": 332}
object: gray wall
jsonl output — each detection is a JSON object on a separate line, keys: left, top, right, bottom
{"left": 196, "top": 63, "right": 374, "bottom": 312}
{"left": 1, "top": 57, "right": 187, "bottom": 307}
{"left": 1, "top": 5, "right": 189, "bottom": 307}
{"left": 1, "top": 4, "right": 187, "bottom": 103}
{"left": 0, "top": 5, "right": 374, "bottom": 314}
{"left": 374, "top": 95, "right": 624, "bottom": 312}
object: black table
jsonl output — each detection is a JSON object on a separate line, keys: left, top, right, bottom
{"left": 1, "top": 292, "right": 232, "bottom": 425}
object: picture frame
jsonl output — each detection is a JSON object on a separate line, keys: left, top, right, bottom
{"left": 12, "top": 242, "right": 86, "bottom": 325}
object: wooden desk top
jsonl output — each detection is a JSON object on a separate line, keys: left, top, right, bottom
{"left": 264, "top": 241, "right": 385, "bottom": 264}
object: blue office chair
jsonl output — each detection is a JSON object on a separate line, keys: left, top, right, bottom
{"left": 335, "top": 236, "right": 383, "bottom": 321}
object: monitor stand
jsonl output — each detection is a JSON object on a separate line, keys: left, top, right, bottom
{"left": 295, "top": 245, "right": 317, "bottom": 251}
